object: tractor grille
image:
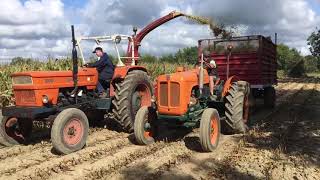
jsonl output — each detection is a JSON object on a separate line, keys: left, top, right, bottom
{"left": 14, "top": 90, "right": 36, "bottom": 104}
{"left": 170, "top": 82, "right": 180, "bottom": 107}
{"left": 159, "top": 82, "right": 168, "bottom": 106}
{"left": 159, "top": 82, "right": 180, "bottom": 107}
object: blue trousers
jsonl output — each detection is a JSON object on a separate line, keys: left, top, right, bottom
{"left": 97, "top": 79, "right": 110, "bottom": 93}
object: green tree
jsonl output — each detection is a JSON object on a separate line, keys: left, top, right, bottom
{"left": 277, "top": 44, "right": 305, "bottom": 77}
{"left": 139, "top": 54, "right": 157, "bottom": 63}
{"left": 175, "top": 46, "right": 198, "bottom": 64}
{"left": 307, "top": 28, "right": 320, "bottom": 69}
{"left": 304, "top": 55, "right": 319, "bottom": 73}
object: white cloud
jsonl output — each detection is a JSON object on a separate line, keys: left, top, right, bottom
{"left": 0, "top": 0, "right": 69, "bottom": 60}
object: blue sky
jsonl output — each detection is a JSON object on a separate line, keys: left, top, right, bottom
{"left": 62, "top": 0, "right": 86, "bottom": 8}
{"left": 308, "top": 0, "right": 320, "bottom": 14}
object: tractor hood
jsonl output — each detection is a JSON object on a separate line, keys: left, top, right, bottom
{"left": 11, "top": 68, "right": 98, "bottom": 90}
{"left": 11, "top": 68, "right": 96, "bottom": 78}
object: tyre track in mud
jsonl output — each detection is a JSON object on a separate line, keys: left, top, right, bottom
{"left": 52, "top": 142, "right": 170, "bottom": 180}
{"left": 109, "top": 134, "right": 242, "bottom": 180}
{"left": 218, "top": 81, "right": 319, "bottom": 179}
{"left": 0, "top": 129, "right": 129, "bottom": 178}
{"left": 2, "top": 136, "right": 131, "bottom": 180}
{"left": 0, "top": 128, "right": 125, "bottom": 161}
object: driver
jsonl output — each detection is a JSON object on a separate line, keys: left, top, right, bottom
{"left": 85, "top": 47, "right": 114, "bottom": 98}
{"left": 207, "top": 59, "right": 219, "bottom": 100}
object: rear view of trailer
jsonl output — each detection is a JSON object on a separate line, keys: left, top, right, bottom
{"left": 198, "top": 35, "right": 277, "bottom": 108}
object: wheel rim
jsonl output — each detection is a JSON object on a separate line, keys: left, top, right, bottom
{"left": 132, "top": 84, "right": 152, "bottom": 114}
{"left": 63, "top": 118, "right": 84, "bottom": 146}
{"left": 143, "top": 113, "right": 153, "bottom": 139}
{"left": 210, "top": 116, "right": 219, "bottom": 145}
{"left": 243, "top": 95, "right": 250, "bottom": 123}
{"left": 5, "top": 117, "right": 27, "bottom": 142}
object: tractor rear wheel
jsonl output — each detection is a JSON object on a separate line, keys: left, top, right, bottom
{"left": 0, "top": 114, "right": 32, "bottom": 146}
{"left": 51, "top": 108, "right": 89, "bottom": 154}
{"left": 199, "top": 108, "right": 221, "bottom": 152}
{"left": 134, "top": 106, "right": 157, "bottom": 145}
{"left": 112, "top": 70, "right": 153, "bottom": 133}
{"left": 224, "top": 81, "right": 250, "bottom": 134}
{"left": 264, "top": 86, "right": 276, "bottom": 108}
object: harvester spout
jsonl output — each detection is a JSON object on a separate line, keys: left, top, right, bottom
{"left": 127, "top": 11, "right": 185, "bottom": 65}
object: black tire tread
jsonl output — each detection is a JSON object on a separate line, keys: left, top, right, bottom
{"left": 112, "top": 70, "right": 153, "bottom": 132}
{"left": 224, "top": 82, "right": 248, "bottom": 133}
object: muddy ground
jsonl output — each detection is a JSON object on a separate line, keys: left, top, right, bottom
{"left": 0, "top": 77, "right": 319, "bottom": 180}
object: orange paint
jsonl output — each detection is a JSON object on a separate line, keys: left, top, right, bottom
{"left": 222, "top": 76, "right": 239, "bottom": 97}
{"left": 12, "top": 65, "right": 148, "bottom": 107}
{"left": 157, "top": 68, "right": 209, "bottom": 116}
{"left": 12, "top": 68, "right": 98, "bottom": 107}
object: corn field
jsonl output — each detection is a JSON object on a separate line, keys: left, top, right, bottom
{"left": 0, "top": 59, "right": 192, "bottom": 107}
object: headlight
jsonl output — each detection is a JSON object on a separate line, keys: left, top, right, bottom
{"left": 189, "top": 96, "right": 197, "bottom": 106}
{"left": 12, "top": 76, "right": 33, "bottom": 85}
{"left": 42, "top": 95, "right": 49, "bottom": 104}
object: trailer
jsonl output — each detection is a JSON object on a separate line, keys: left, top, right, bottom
{"left": 198, "top": 35, "right": 277, "bottom": 108}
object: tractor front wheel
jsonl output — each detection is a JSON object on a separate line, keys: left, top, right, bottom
{"left": 199, "top": 108, "right": 221, "bottom": 152}
{"left": 0, "top": 114, "right": 32, "bottom": 146}
{"left": 134, "top": 106, "right": 157, "bottom": 145}
{"left": 51, "top": 108, "right": 89, "bottom": 154}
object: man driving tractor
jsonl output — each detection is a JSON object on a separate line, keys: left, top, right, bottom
{"left": 204, "top": 51, "right": 219, "bottom": 100}
{"left": 85, "top": 47, "right": 114, "bottom": 97}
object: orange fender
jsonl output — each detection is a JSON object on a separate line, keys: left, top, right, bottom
{"left": 110, "top": 66, "right": 148, "bottom": 97}
{"left": 222, "top": 76, "right": 239, "bottom": 97}
{"left": 112, "top": 66, "right": 147, "bottom": 79}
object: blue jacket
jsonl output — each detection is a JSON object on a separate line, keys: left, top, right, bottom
{"left": 88, "top": 53, "right": 114, "bottom": 80}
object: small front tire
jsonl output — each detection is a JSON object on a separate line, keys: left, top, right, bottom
{"left": 134, "top": 106, "right": 157, "bottom": 145}
{"left": 51, "top": 108, "right": 89, "bottom": 155}
{"left": 199, "top": 108, "right": 221, "bottom": 152}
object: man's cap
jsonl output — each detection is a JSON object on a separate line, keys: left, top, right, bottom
{"left": 210, "top": 60, "right": 216, "bottom": 68}
{"left": 92, "top": 47, "right": 103, "bottom": 53}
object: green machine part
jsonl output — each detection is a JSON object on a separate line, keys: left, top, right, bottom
{"left": 157, "top": 102, "right": 206, "bottom": 128}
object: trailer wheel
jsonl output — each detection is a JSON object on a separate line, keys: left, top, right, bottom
{"left": 112, "top": 70, "right": 153, "bottom": 133}
{"left": 51, "top": 108, "right": 89, "bottom": 154}
{"left": 134, "top": 106, "right": 157, "bottom": 145}
{"left": 224, "top": 82, "right": 250, "bottom": 133}
{"left": 200, "top": 108, "right": 220, "bottom": 152}
{"left": 0, "top": 114, "right": 32, "bottom": 146}
{"left": 264, "top": 87, "right": 276, "bottom": 108}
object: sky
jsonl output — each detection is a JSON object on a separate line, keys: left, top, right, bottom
{"left": 0, "top": 0, "right": 319, "bottom": 60}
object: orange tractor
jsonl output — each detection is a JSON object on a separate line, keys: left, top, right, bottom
{"left": 134, "top": 49, "right": 251, "bottom": 152}
{"left": 0, "top": 11, "right": 185, "bottom": 154}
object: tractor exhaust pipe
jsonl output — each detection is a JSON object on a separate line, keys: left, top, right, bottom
{"left": 199, "top": 53, "right": 204, "bottom": 95}
{"left": 71, "top": 25, "right": 78, "bottom": 96}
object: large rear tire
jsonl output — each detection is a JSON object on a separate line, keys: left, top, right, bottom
{"left": 112, "top": 70, "right": 153, "bottom": 133}
{"left": 51, "top": 108, "right": 89, "bottom": 155}
{"left": 200, "top": 108, "right": 221, "bottom": 152}
{"left": 134, "top": 106, "right": 157, "bottom": 145}
{"left": 264, "top": 86, "right": 276, "bottom": 108}
{"left": 224, "top": 81, "right": 250, "bottom": 134}
{"left": 0, "top": 114, "right": 32, "bottom": 146}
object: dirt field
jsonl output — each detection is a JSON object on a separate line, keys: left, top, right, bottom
{"left": 0, "top": 77, "right": 319, "bottom": 180}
